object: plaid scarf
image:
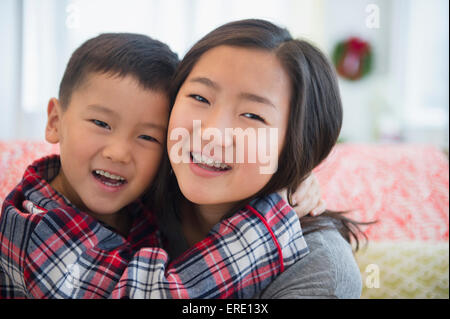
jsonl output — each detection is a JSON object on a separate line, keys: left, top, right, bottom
{"left": 0, "top": 155, "right": 308, "bottom": 298}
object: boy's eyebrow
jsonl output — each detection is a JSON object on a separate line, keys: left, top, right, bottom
{"left": 189, "top": 77, "right": 276, "bottom": 109}
{"left": 87, "top": 104, "right": 166, "bottom": 131}
{"left": 87, "top": 104, "right": 115, "bottom": 115}
{"left": 138, "top": 122, "right": 167, "bottom": 131}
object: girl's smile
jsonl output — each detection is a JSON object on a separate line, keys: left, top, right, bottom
{"left": 189, "top": 151, "right": 232, "bottom": 178}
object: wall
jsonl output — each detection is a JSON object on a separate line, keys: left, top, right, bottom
{"left": 0, "top": 0, "right": 21, "bottom": 139}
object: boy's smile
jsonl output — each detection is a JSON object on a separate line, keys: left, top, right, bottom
{"left": 92, "top": 169, "right": 127, "bottom": 189}
{"left": 46, "top": 73, "right": 169, "bottom": 227}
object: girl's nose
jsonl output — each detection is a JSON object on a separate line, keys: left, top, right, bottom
{"left": 200, "top": 106, "right": 234, "bottom": 149}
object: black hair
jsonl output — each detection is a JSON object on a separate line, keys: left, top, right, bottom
{"left": 59, "top": 33, "right": 179, "bottom": 108}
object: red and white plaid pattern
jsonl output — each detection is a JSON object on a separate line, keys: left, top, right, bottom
{"left": 0, "top": 155, "right": 308, "bottom": 299}
{"left": 314, "top": 143, "right": 449, "bottom": 242}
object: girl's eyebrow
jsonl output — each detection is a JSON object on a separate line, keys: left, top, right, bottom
{"left": 238, "top": 92, "right": 276, "bottom": 109}
{"left": 189, "top": 76, "right": 220, "bottom": 90}
{"left": 189, "top": 77, "right": 276, "bottom": 109}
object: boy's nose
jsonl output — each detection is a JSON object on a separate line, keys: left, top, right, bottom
{"left": 102, "top": 139, "right": 132, "bottom": 164}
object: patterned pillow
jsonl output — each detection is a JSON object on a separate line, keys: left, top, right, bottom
{"left": 0, "top": 141, "right": 59, "bottom": 204}
{"left": 314, "top": 143, "right": 449, "bottom": 242}
{"left": 313, "top": 143, "right": 449, "bottom": 299}
{"left": 356, "top": 241, "right": 449, "bottom": 299}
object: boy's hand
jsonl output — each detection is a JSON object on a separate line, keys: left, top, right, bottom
{"left": 278, "top": 173, "right": 326, "bottom": 218}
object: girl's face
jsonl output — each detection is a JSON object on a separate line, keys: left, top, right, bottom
{"left": 167, "top": 45, "right": 291, "bottom": 208}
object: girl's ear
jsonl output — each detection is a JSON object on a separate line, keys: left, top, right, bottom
{"left": 45, "top": 98, "right": 63, "bottom": 144}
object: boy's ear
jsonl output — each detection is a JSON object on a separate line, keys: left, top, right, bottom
{"left": 45, "top": 98, "right": 63, "bottom": 144}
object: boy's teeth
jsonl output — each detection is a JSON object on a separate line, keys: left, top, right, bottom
{"left": 191, "top": 153, "right": 230, "bottom": 169}
{"left": 95, "top": 170, "right": 125, "bottom": 181}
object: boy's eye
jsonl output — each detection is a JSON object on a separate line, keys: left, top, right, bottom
{"left": 91, "top": 119, "right": 110, "bottom": 129}
{"left": 241, "top": 113, "right": 266, "bottom": 124}
{"left": 189, "top": 94, "right": 210, "bottom": 104}
{"left": 139, "top": 135, "right": 159, "bottom": 143}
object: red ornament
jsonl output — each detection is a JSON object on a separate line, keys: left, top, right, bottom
{"left": 332, "top": 37, "right": 373, "bottom": 81}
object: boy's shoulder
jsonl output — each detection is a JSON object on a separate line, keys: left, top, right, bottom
{"left": 2, "top": 155, "right": 65, "bottom": 213}
{"left": 0, "top": 154, "right": 161, "bottom": 298}
{"left": 0, "top": 154, "right": 160, "bottom": 253}
{"left": 0, "top": 155, "right": 88, "bottom": 262}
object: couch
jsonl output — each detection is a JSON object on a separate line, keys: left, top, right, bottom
{"left": 0, "top": 140, "right": 448, "bottom": 298}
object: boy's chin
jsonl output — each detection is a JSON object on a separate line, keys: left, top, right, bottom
{"left": 85, "top": 204, "right": 125, "bottom": 218}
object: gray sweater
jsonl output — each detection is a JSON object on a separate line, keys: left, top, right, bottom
{"left": 163, "top": 214, "right": 362, "bottom": 299}
{"left": 254, "top": 218, "right": 362, "bottom": 299}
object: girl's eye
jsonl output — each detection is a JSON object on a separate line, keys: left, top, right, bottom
{"left": 189, "top": 94, "right": 210, "bottom": 104}
{"left": 91, "top": 119, "right": 110, "bottom": 129}
{"left": 139, "top": 135, "right": 159, "bottom": 143}
{"left": 241, "top": 113, "right": 266, "bottom": 123}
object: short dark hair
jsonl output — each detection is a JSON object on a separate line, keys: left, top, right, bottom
{"left": 59, "top": 33, "right": 179, "bottom": 108}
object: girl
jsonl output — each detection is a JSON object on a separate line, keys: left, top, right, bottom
{"left": 152, "top": 18, "right": 365, "bottom": 298}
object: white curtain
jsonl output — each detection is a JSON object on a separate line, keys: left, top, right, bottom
{"left": 0, "top": 0, "right": 307, "bottom": 141}
{"left": 401, "top": 0, "right": 449, "bottom": 147}
{"left": 0, "top": 0, "right": 448, "bottom": 149}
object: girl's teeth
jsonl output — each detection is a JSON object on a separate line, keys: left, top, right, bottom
{"left": 191, "top": 153, "right": 230, "bottom": 170}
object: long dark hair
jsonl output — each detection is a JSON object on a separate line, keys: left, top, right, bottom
{"left": 153, "top": 19, "right": 372, "bottom": 252}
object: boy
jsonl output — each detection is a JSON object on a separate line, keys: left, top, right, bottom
{"left": 0, "top": 33, "right": 316, "bottom": 298}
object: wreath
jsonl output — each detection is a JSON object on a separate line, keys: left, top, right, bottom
{"left": 332, "top": 37, "right": 373, "bottom": 81}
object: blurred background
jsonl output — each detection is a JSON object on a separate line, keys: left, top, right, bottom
{"left": 0, "top": 0, "right": 448, "bottom": 152}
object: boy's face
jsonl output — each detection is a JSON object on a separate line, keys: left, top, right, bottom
{"left": 46, "top": 73, "right": 169, "bottom": 216}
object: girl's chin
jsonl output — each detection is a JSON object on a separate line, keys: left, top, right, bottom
{"left": 180, "top": 188, "right": 240, "bottom": 209}
{"left": 182, "top": 189, "right": 227, "bottom": 206}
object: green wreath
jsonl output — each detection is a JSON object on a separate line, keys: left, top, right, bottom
{"left": 332, "top": 37, "right": 373, "bottom": 81}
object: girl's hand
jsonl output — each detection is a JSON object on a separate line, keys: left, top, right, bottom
{"left": 278, "top": 173, "right": 326, "bottom": 218}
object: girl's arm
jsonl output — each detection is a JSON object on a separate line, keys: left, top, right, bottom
{"left": 253, "top": 217, "right": 362, "bottom": 299}
{"left": 112, "top": 193, "right": 309, "bottom": 298}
